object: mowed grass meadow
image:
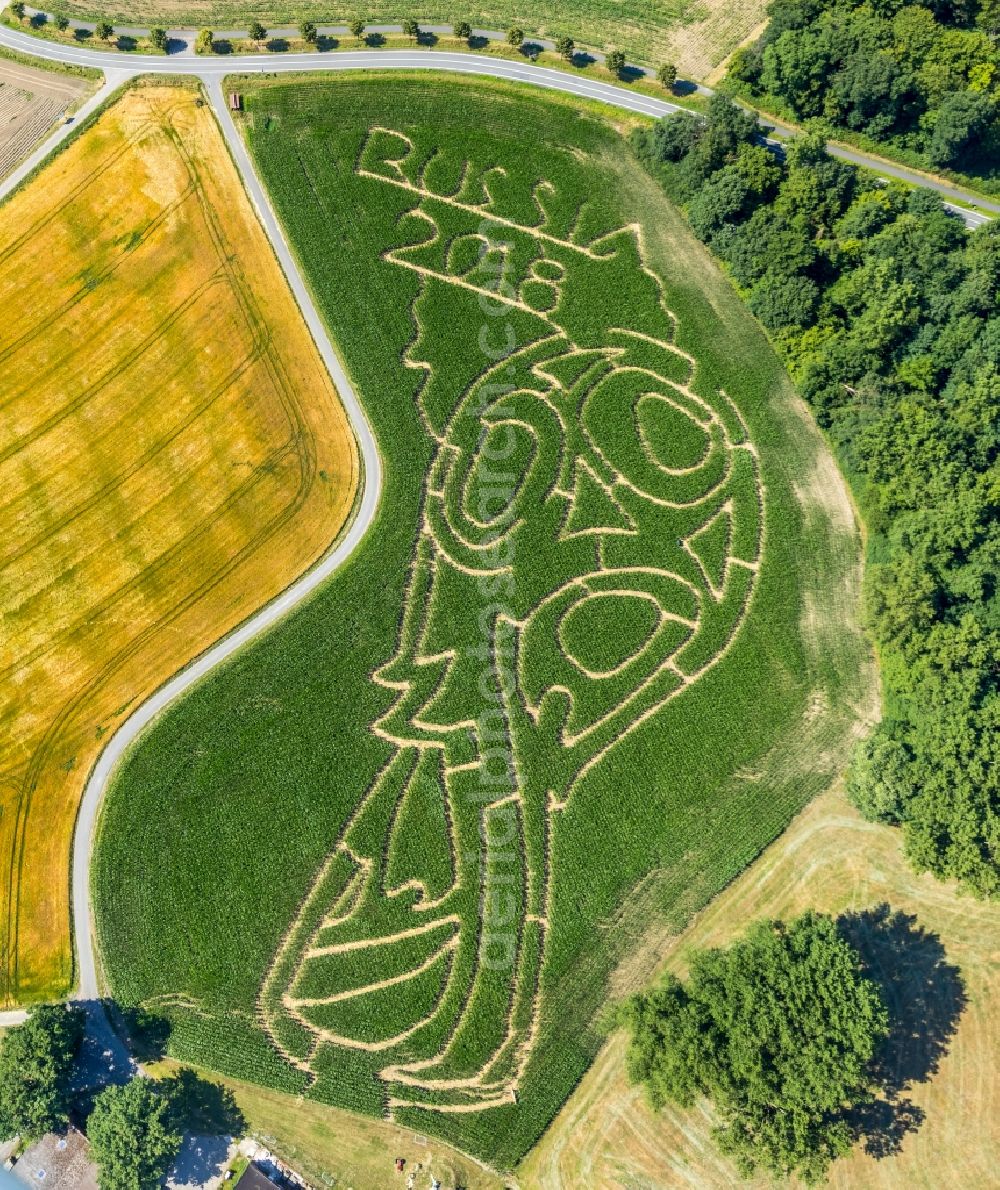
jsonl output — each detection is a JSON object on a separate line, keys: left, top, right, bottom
{"left": 93, "top": 76, "right": 870, "bottom": 1167}
{"left": 0, "top": 83, "right": 358, "bottom": 1005}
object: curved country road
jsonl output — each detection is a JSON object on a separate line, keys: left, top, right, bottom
{"left": 0, "top": 19, "right": 994, "bottom": 1031}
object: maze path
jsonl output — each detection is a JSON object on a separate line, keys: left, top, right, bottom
{"left": 261, "top": 126, "right": 764, "bottom": 1115}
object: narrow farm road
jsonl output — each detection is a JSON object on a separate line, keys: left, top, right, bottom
{"left": 0, "top": 13, "right": 992, "bottom": 1031}
{"left": 0, "top": 47, "right": 383, "bottom": 1028}
{"left": 62, "top": 82, "right": 384, "bottom": 1012}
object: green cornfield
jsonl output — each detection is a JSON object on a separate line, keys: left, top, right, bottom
{"left": 93, "top": 75, "right": 869, "bottom": 1168}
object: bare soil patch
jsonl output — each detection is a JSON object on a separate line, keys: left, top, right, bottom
{"left": 0, "top": 57, "right": 89, "bottom": 179}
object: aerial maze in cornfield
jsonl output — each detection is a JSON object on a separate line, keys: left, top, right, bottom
{"left": 262, "top": 124, "right": 762, "bottom": 1115}
{"left": 97, "top": 78, "right": 862, "bottom": 1166}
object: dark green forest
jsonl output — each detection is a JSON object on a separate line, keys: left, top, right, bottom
{"left": 634, "top": 97, "right": 1000, "bottom": 897}
{"left": 730, "top": 0, "right": 1000, "bottom": 182}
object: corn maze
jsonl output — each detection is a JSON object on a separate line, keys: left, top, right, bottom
{"left": 95, "top": 78, "right": 863, "bottom": 1168}
{"left": 259, "top": 122, "right": 763, "bottom": 1115}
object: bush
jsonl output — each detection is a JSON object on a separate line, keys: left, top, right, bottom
{"left": 747, "top": 271, "right": 819, "bottom": 329}
{"left": 848, "top": 727, "right": 914, "bottom": 824}
{"left": 149, "top": 26, "right": 167, "bottom": 50}
{"left": 927, "top": 91, "right": 995, "bottom": 168}
{"left": 649, "top": 110, "right": 701, "bottom": 162}
{"left": 507, "top": 26, "right": 523, "bottom": 47}
{"left": 606, "top": 49, "right": 626, "bottom": 75}
{"left": 454, "top": 20, "right": 471, "bottom": 40}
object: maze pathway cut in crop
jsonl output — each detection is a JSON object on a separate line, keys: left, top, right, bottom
{"left": 261, "top": 124, "right": 764, "bottom": 1115}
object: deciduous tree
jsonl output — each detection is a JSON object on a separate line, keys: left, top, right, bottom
{"left": 88, "top": 1080, "right": 182, "bottom": 1190}
{"left": 626, "top": 913, "right": 889, "bottom": 1184}
{"left": 657, "top": 62, "right": 677, "bottom": 89}
{"left": 0, "top": 1005, "right": 84, "bottom": 1143}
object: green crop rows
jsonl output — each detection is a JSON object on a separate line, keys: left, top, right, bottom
{"left": 93, "top": 76, "right": 867, "bottom": 1167}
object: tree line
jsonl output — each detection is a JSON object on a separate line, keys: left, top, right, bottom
{"left": 730, "top": 0, "right": 1000, "bottom": 180}
{"left": 634, "top": 96, "right": 1000, "bottom": 898}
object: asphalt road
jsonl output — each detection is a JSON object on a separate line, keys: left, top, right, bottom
{"left": 0, "top": 15, "right": 993, "bottom": 1029}
{"left": 2, "top": 20, "right": 996, "bottom": 224}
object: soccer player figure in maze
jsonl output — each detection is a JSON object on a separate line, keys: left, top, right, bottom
{"left": 262, "top": 129, "right": 762, "bottom": 1113}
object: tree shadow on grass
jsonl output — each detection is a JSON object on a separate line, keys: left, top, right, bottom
{"left": 266, "top": 37, "right": 289, "bottom": 51}
{"left": 165, "top": 1068, "right": 245, "bottom": 1136}
{"left": 115, "top": 1003, "right": 172, "bottom": 1063}
{"left": 316, "top": 34, "right": 338, "bottom": 50}
{"left": 838, "top": 903, "right": 966, "bottom": 1159}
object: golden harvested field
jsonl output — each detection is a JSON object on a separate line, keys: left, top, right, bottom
{"left": 521, "top": 786, "right": 1000, "bottom": 1189}
{"left": 0, "top": 84, "right": 358, "bottom": 1006}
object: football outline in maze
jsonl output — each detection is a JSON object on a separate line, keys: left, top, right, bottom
{"left": 260, "top": 127, "right": 764, "bottom": 1115}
